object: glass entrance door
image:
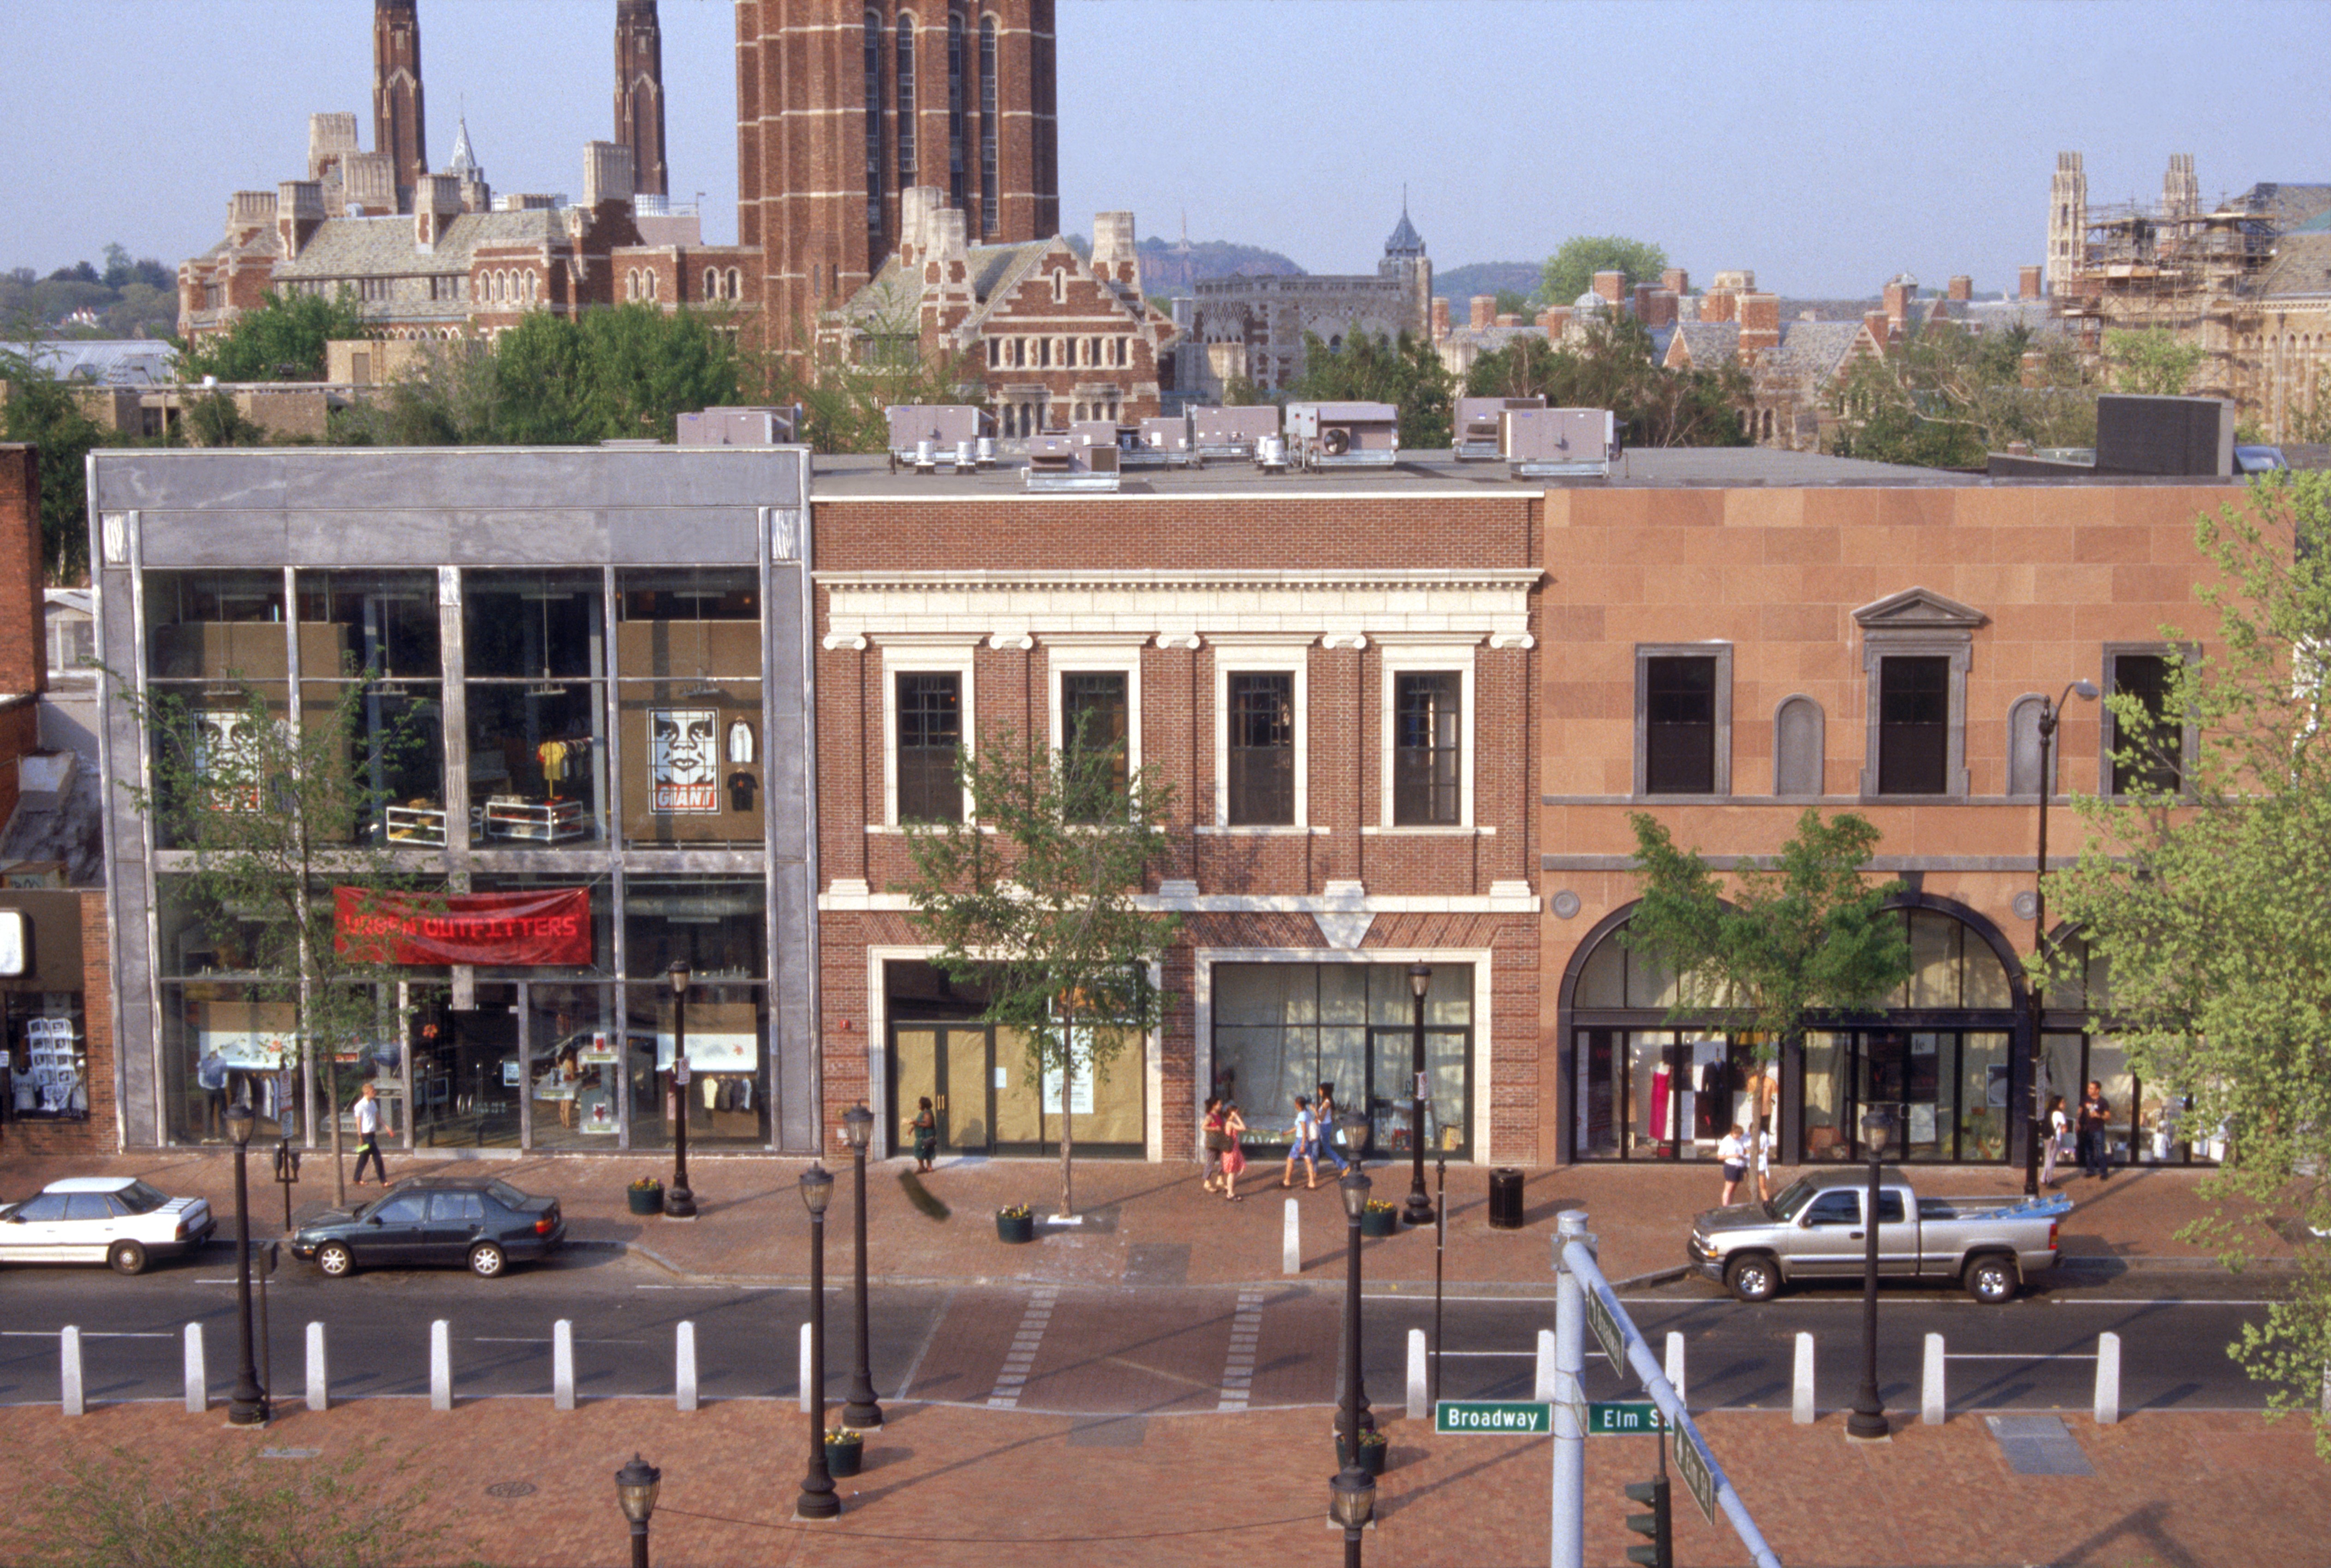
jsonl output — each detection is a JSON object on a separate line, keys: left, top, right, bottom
{"left": 890, "top": 1024, "right": 1003, "bottom": 1156}
{"left": 417, "top": 983, "right": 519, "bottom": 1149}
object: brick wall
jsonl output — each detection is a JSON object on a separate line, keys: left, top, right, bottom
{"left": 0, "top": 445, "right": 41, "bottom": 694}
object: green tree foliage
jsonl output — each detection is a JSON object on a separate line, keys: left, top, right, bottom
{"left": 1826, "top": 320, "right": 2096, "bottom": 469}
{"left": 901, "top": 719, "right": 1179, "bottom": 1218}
{"left": 176, "top": 289, "right": 364, "bottom": 383}
{"left": 0, "top": 246, "right": 176, "bottom": 339}
{"left": 182, "top": 389, "right": 265, "bottom": 448}
{"left": 1294, "top": 327, "right": 1454, "bottom": 450}
{"left": 1465, "top": 316, "right": 1751, "bottom": 448}
{"left": 2102, "top": 326, "right": 2205, "bottom": 397}
{"left": 2046, "top": 472, "right": 2331, "bottom": 1455}
{"left": 1492, "top": 288, "right": 1531, "bottom": 319}
{"left": 1622, "top": 809, "right": 1913, "bottom": 1165}
{"left": 0, "top": 344, "right": 108, "bottom": 581}
{"left": 1541, "top": 236, "right": 1669, "bottom": 306}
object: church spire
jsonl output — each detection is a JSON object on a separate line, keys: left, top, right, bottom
{"left": 373, "top": 0, "right": 427, "bottom": 211}
{"left": 615, "top": 0, "right": 668, "bottom": 199}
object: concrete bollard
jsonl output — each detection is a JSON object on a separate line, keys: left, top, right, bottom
{"left": 60, "top": 1325, "right": 84, "bottom": 1417}
{"left": 1406, "top": 1328, "right": 1428, "bottom": 1420}
{"left": 553, "top": 1320, "right": 576, "bottom": 1412}
{"left": 2094, "top": 1331, "right": 2121, "bottom": 1426}
{"left": 306, "top": 1321, "right": 329, "bottom": 1412}
{"left": 1283, "top": 1198, "right": 1301, "bottom": 1276}
{"left": 1921, "top": 1333, "right": 1945, "bottom": 1425}
{"left": 184, "top": 1323, "right": 207, "bottom": 1414}
{"left": 676, "top": 1321, "right": 699, "bottom": 1413}
{"left": 1534, "top": 1327, "right": 1558, "bottom": 1402}
{"left": 1665, "top": 1331, "right": 1686, "bottom": 1408}
{"left": 1792, "top": 1331, "right": 1816, "bottom": 1425}
{"left": 429, "top": 1319, "right": 452, "bottom": 1412}
{"left": 799, "top": 1320, "right": 813, "bottom": 1414}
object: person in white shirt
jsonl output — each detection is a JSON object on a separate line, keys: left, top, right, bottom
{"left": 1279, "top": 1094, "right": 1320, "bottom": 1190}
{"left": 1718, "top": 1122, "right": 1748, "bottom": 1206}
{"left": 352, "top": 1082, "right": 387, "bottom": 1186}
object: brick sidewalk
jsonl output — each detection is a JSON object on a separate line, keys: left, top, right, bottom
{"left": 0, "top": 1396, "right": 2320, "bottom": 1567}
{"left": 0, "top": 1145, "right": 2299, "bottom": 1289}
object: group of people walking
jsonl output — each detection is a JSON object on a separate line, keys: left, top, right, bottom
{"left": 2040, "top": 1081, "right": 2117, "bottom": 1184}
{"left": 1201, "top": 1084, "right": 1354, "bottom": 1200}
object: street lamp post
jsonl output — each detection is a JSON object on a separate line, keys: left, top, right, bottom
{"left": 1847, "top": 1104, "right": 1896, "bottom": 1441}
{"left": 839, "top": 1103, "right": 882, "bottom": 1429}
{"left": 796, "top": 1164, "right": 841, "bottom": 1521}
{"left": 223, "top": 1102, "right": 267, "bottom": 1426}
{"left": 1336, "top": 1163, "right": 1375, "bottom": 1455}
{"left": 664, "top": 960, "right": 696, "bottom": 1219}
{"left": 1403, "top": 964, "right": 1435, "bottom": 1226}
{"left": 1330, "top": 1459, "right": 1378, "bottom": 1568}
{"left": 2024, "top": 680, "right": 2099, "bottom": 1196}
{"left": 614, "top": 1453, "right": 661, "bottom": 1568}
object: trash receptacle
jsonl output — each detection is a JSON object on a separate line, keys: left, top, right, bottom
{"left": 1487, "top": 1167, "right": 1526, "bottom": 1230}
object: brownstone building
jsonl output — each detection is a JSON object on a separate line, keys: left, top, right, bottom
{"left": 616, "top": 0, "right": 671, "bottom": 200}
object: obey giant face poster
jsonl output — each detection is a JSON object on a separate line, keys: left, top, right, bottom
{"left": 648, "top": 709, "right": 719, "bottom": 813}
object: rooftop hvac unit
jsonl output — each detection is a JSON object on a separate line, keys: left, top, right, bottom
{"left": 1190, "top": 404, "right": 1281, "bottom": 459}
{"left": 676, "top": 405, "right": 806, "bottom": 447}
{"left": 1284, "top": 401, "right": 1399, "bottom": 471}
{"left": 1023, "top": 434, "right": 1121, "bottom": 493}
{"left": 886, "top": 405, "right": 993, "bottom": 473}
{"left": 1452, "top": 396, "right": 1544, "bottom": 462}
{"left": 1504, "top": 407, "right": 1615, "bottom": 479}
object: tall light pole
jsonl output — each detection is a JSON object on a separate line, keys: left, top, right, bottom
{"left": 2024, "top": 680, "right": 2099, "bottom": 1196}
{"left": 664, "top": 960, "right": 696, "bottom": 1219}
{"left": 224, "top": 1102, "right": 267, "bottom": 1426}
{"left": 1847, "top": 1105, "right": 1895, "bottom": 1441}
{"left": 839, "top": 1103, "right": 882, "bottom": 1429}
{"left": 1336, "top": 1162, "right": 1374, "bottom": 1456}
{"left": 796, "top": 1163, "right": 841, "bottom": 1521}
{"left": 614, "top": 1453, "right": 660, "bottom": 1568}
{"left": 1403, "top": 963, "right": 1435, "bottom": 1226}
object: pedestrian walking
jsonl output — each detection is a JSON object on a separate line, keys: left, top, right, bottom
{"left": 1220, "top": 1103, "right": 1249, "bottom": 1200}
{"left": 351, "top": 1082, "right": 387, "bottom": 1187}
{"left": 910, "top": 1095, "right": 939, "bottom": 1173}
{"left": 2078, "top": 1081, "right": 2112, "bottom": 1179}
{"left": 1201, "top": 1096, "right": 1229, "bottom": 1193}
{"left": 1281, "top": 1095, "right": 1320, "bottom": 1189}
{"left": 1753, "top": 1123, "right": 1775, "bottom": 1203}
{"left": 2040, "top": 1093, "right": 2070, "bottom": 1186}
{"left": 1313, "top": 1082, "right": 1350, "bottom": 1174}
{"left": 1718, "top": 1121, "right": 1748, "bottom": 1207}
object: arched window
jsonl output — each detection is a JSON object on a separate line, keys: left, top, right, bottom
{"left": 864, "top": 10, "right": 885, "bottom": 240}
{"left": 978, "top": 16, "right": 998, "bottom": 233}
{"left": 946, "top": 9, "right": 967, "bottom": 208}
{"left": 706, "top": 267, "right": 720, "bottom": 297}
{"left": 894, "top": 16, "right": 917, "bottom": 175}
{"left": 727, "top": 268, "right": 742, "bottom": 298}
{"left": 644, "top": 271, "right": 658, "bottom": 301}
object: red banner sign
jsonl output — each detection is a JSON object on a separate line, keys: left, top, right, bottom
{"left": 334, "top": 887, "right": 592, "bottom": 968}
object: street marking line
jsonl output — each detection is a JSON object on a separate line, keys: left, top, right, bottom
{"left": 1215, "top": 1288, "right": 1267, "bottom": 1414}
{"left": 1437, "top": 1351, "right": 1535, "bottom": 1359}
{"left": 0, "top": 1331, "right": 174, "bottom": 1339}
{"left": 1946, "top": 1353, "right": 2098, "bottom": 1361}
{"left": 985, "top": 1287, "right": 1058, "bottom": 1410}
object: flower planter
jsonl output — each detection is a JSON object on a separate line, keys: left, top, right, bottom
{"left": 996, "top": 1211, "right": 1037, "bottom": 1244}
{"left": 626, "top": 1185, "right": 664, "bottom": 1216}
{"left": 1336, "top": 1433, "right": 1390, "bottom": 1476}
{"left": 824, "top": 1437, "right": 863, "bottom": 1478}
{"left": 1359, "top": 1206, "right": 1401, "bottom": 1239}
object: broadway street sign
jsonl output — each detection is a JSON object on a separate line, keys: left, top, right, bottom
{"left": 1435, "top": 1400, "right": 1551, "bottom": 1436}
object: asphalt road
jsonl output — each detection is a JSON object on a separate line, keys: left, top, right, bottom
{"left": 0, "top": 1243, "right": 2277, "bottom": 1418}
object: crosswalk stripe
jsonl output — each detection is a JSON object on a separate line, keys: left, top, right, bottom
{"left": 1216, "top": 1288, "right": 1267, "bottom": 1413}
{"left": 986, "top": 1287, "right": 1059, "bottom": 1410}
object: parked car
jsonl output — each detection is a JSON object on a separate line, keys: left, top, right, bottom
{"left": 0, "top": 1176, "right": 216, "bottom": 1275}
{"left": 289, "top": 1175, "right": 564, "bottom": 1280}
{"left": 1688, "top": 1170, "right": 2069, "bottom": 1304}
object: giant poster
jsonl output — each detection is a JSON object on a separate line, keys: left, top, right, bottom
{"left": 334, "top": 887, "right": 592, "bottom": 967}
{"left": 649, "top": 708, "right": 720, "bottom": 813}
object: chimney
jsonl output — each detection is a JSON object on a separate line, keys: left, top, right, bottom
{"left": 1640, "top": 289, "right": 1678, "bottom": 328}
{"left": 343, "top": 152, "right": 398, "bottom": 215}
{"left": 1591, "top": 270, "right": 1627, "bottom": 305}
{"left": 1883, "top": 275, "right": 1917, "bottom": 332}
{"left": 413, "top": 173, "right": 460, "bottom": 251}
{"left": 1431, "top": 297, "right": 1450, "bottom": 341}
{"left": 226, "top": 190, "right": 278, "bottom": 245}
{"left": 1632, "top": 283, "right": 1656, "bottom": 319}
{"left": 926, "top": 204, "right": 969, "bottom": 266}
{"left": 1090, "top": 211, "right": 1139, "bottom": 288}
{"left": 0, "top": 445, "right": 42, "bottom": 699}
{"left": 1494, "top": 313, "right": 1522, "bottom": 328}
{"left": 278, "top": 180, "right": 326, "bottom": 260}
{"left": 2018, "top": 264, "right": 2043, "bottom": 301}
{"left": 1660, "top": 267, "right": 1689, "bottom": 297}
{"left": 1737, "top": 292, "right": 1781, "bottom": 354}
{"left": 582, "top": 140, "right": 636, "bottom": 211}
{"left": 1546, "top": 305, "right": 1571, "bottom": 338}
{"left": 1947, "top": 274, "right": 1972, "bottom": 302}
{"left": 1701, "top": 290, "right": 1736, "bottom": 324}
{"left": 1469, "top": 295, "right": 1496, "bottom": 330}
{"left": 898, "top": 185, "right": 942, "bottom": 269}
{"left": 1864, "top": 309, "right": 1891, "bottom": 345}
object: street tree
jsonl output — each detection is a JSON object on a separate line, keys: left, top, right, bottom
{"left": 1541, "top": 235, "right": 1669, "bottom": 306}
{"left": 116, "top": 666, "right": 438, "bottom": 1206}
{"left": 1622, "top": 809, "right": 1913, "bottom": 1182}
{"left": 175, "top": 288, "right": 364, "bottom": 383}
{"left": 901, "top": 719, "right": 1179, "bottom": 1219}
{"left": 1295, "top": 327, "right": 1453, "bottom": 450}
{"left": 2046, "top": 470, "right": 2331, "bottom": 1455}
{"left": 1466, "top": 316, "right": 1750, "bottom": 448}
{"left": 0, "top": 343, "right": 109, "bottom": 580}
{"left": 1827, "top": 319, "right": 2097, "bottom": 469}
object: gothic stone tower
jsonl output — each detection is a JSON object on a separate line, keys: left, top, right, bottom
{"left": 737, "top": 0, "right": 1060, "bottom": 339}
{"left": 616, "top": 0, "right": 669, "bottom": 199}
{"left": 374, "top": 0, "right": 427, "bottom": 211}
{"left": 2046, "top": 150, "right": 2086, "bottom": 300}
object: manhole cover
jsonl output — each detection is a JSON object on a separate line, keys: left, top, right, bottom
{"left": 259, "top": 1448, "right": 321, "bottom": 1461}
{"left": 485, "top": 1481, "right": 538, "bottom": 1499}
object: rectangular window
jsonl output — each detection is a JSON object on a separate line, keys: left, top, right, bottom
{"left": 1644, "top": 656, "right": 1717, "bottom": 794}
{"left": 2108, "top": 652, "right": 2182, "bottom": 796}
{"left": 896, "top": 671, "right": 962, "bottom": 823}
{"left": 1060, "top": 671, "right": 1128, "bottom": 818}
{"left": 1876, "top": 655, "right": 1950, "bottom": 795}
{"left": 1393, "top": 671, "right": 1461, "bottom": 825}
{"left": 1228, "top": 672, "right": 1294, "bottom": 826}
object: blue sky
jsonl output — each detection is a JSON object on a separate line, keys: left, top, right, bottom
{"left": 3, "top": 0, "right": 2324, "bottom": 299}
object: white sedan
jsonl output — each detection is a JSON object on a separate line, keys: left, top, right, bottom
{"left": 0, "top": 1176, "right": 216, "bottom": 1275}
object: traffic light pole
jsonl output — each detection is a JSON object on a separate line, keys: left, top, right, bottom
{"left": 1551, "top": 1211, "right": 1588, "bottom": 1568}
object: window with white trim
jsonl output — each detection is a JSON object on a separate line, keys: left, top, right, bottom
{"left": 1047, "top": 643, "right": 1142, "bottom": 823}
{"left": 1379, "top": 644, "right": 1475, "bottom": 827}
{"left": 880, "top": 642, "right": 976, "bottom": 826}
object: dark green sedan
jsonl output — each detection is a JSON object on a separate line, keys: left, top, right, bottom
{"left": 290, "top": 1176, "right": 565, "bottom": 1279}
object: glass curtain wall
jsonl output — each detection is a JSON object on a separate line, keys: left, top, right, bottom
{"left": 143, "top": 570, "right": 288, "bottom": 850}
{"left": 616, "top": 570, "right": 762, "bottom": 846}
{"left": 295, "top": 571, "right": 445, "bottom": 845}
{"left": 463, "top": 570, "right": 608, "bottom": 845}
{"left": 625, "top": 877, "right": 768, "bottom": 1147}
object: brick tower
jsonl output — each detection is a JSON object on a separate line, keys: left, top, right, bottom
{"left": 616, "top": 0, "right": 669, "bottom": 199}
{"left": 374, "top": 0, "right": 427, "bottom": 211}
{"left": 736, "top": 0, "right": 1060, "bottom": 340}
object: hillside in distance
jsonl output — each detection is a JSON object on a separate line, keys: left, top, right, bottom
{"left": 1434, "top": 261, "right": 1543, "bottom": 309}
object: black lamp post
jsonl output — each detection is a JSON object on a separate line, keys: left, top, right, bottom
{"left": 1403, "top": 964, "right": 1435, "bottom": 1225}
{"left": 1338, "top": 1111, "right": 1375, "bottom": 1434}
{"left": 614, "top": 1453, "right": 660, "bottom": 1568}
{"left": 796, "top": 1163, "right": 841, "bottom": 1521}
{"left": 1330, "top": 1458, "right": 1377, "bottom": 1568}
{"left": 2024, "top": 679, "right": 2099, "bottom": 1196}
{"left": 1336, "top": 1162, "right": 1375, "bottom": 1456}
{"left": 839, "top": 1103, "right": 882, "bottom": 1429}
{"left": 224, "top": 1102, "right": 267, "bottom": 1426}
{"left": 664, "top": 960, "right": 696, "bottom": 1219}
{"left": 1847, "top": 1104, "right": 1896, "bottom": 1440}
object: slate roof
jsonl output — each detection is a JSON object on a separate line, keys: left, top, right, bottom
{"left": 1668, "top": 321, "right": 1740, "bottom": 368}
{"left": 1384, "top": 204, "right": 1425, "bottom": 257}
{"left": 2234, "top": 182, "right": 2331, "bottom": 232}
{"left": 275, "top": 209, "right": 568, "bottom": 280}
{"left": 2257, "top": 233, "right": 2331, "bottom": 297}
{"left": 1765, "top": 321, "right": 1865, "bottom": 380}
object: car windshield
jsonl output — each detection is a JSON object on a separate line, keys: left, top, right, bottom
{"left": 1765, "top": 1177, "right": 1821, "bottom": 1221}
{"left": 114, "top": 1181, "right": 170, "bottom": 1215}
{"left": 485, "top": 1181, "right": 530, "bottom": 1209}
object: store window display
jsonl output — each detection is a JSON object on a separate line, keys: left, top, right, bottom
{"left": 295, "top": 571, "right": 446, "bottom": 846}
{"left": 143, "top": 571, "right": 290, "bottom": 851}
{"left": 617, "top": 569, "right": 763, "bottom": 847}
{"left": 464, "top": 571, "right": 608, "bottom": 846}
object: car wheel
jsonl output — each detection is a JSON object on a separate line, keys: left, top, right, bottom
{"left": 468, "top": 1241, "right": 507, "bottom": 1279}
{"left": 316, "top": 1241, "right": 354, "bottom": 1278}
{"left": 1725, "top": 1253, "right": 1780, "bottom": 1304}
{"left": 1964, "top": 1254, "right": 2018, "bottom": 1304}
{"left": 107, "top": 1240, "right": 148, "bottom": 1277}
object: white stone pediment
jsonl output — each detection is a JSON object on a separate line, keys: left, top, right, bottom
{"left": 1851, "top": 586, "right": 1987, "bottom": 632}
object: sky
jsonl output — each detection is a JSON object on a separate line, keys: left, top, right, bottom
{"left": 3, "top": 0, "right": 2325, "bottom": 301}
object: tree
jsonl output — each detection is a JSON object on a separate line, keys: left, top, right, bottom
{"left": 182, "top": 389, "right": 264, "bottom": 448}
{"left": 901, "top": 719, "right": 1179, "bottom": 1219}
{"left": 176, "top": 288, "right": 365, "bottom": 383}
{"left": 0, "top": 343, "right": 110, "bottom": 580}
{"left": 117, "top": 667, "right": 437, "bottom": 1206}
{"left": 1294, "top": 327, "right": 1454, "bottom": 450}
{"left": 1827, "top": 320, "right": 2096, "bottom": 469}
{"left": 2046, "top": 471, "right": 2331, "bottom": 1455}
{"left": 573, "top": 303, "right": 742, "bottom": 439}
{"left": 1542, "top": 236, "right": 1668, "bottom": 307}
{"left": 1465, "top": 316, "right": 1750, "bottom": 448}
{"left": 1621, "top": 809, "right": 1913, "bottom": 1182}
{"left": 1492, "top": 288, "right": 1531, "bottom": 319}
{"left": 2103, "top": 326, "right": 2204, "bottom": 397}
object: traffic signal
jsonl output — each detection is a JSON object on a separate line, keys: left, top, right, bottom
{"left": 1623, "top": 1473, "right": 1672, "bottom": 1568}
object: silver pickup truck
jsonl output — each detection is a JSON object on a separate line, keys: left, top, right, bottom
{"left": 1688, "top": 1169, "right": 2070, "bottom": 1304}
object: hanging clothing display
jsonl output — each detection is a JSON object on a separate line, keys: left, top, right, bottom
{"left": 1648, "top": 1063, "right": 1672, "bottom": 1141}
{"left": 726, "top": 721, "right": 756, "bottom": 764}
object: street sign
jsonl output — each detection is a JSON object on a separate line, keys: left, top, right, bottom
{"left": 1435, "top": 1400, "right": 1551, "bottom": 1436}
{"left": 1587, "top": 1400, "right": 1668, "bottom": 1435}
{"left": 1672, "top": 1425, "right": 1718, "bottom": 1524}
{"left": 1585, "top": 1280, "right": 1628, "bottom": 1374}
